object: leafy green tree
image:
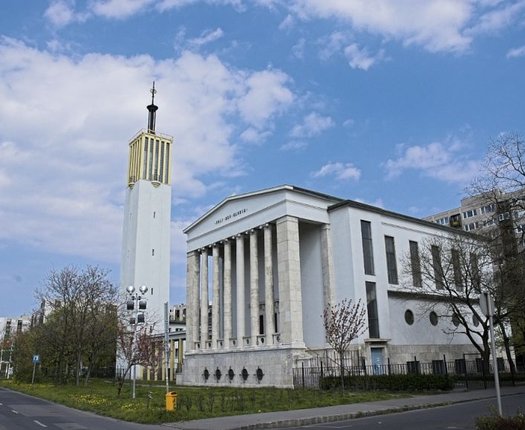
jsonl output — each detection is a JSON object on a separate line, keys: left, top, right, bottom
{"left": 23, "top": 265, "right": 118, "bottom": 385}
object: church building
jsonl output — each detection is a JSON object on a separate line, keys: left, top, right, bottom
{"left": 179, "top": 185, "right": 479, "bottom": 387}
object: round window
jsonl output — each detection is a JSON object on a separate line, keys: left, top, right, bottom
{"left": 452, "top": 313, "right": 460, "bottom": 327}
{"left": 404, "top": 309, "right": 414, "bottom": 325}
{"left": 429, "top": 311, "right": 438, "bottom": 326}
{"left": 472, "top": 314, "right": 480, "bottom": 327}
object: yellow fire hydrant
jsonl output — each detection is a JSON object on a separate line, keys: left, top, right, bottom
{"left": 165, "top": 391, "right": 177, "bottom": 411}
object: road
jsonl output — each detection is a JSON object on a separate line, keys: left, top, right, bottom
{"left": 278, "top": 392, "right": 525, "bottom": 430}
{"left": 0, "top": 388, "right": 166, "bottom": 430}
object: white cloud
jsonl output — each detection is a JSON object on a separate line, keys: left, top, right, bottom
{"left": 507, "top": 45, "right": 525, "bottom": 59}
{"left": 293, "top": 0, "right": 473, "bottom": 53}
{"left": 279, "top": 14, "right": 295, "bottom": 31}
{"left": 237, "top": 69, "right": 294, "bottom": 128}
{"left": 344, "top": 43, "right": 385, "bottom": 70}
{"left": 188, "top": 28, "right": 225, "bottom": 49}
{"left": 318, "top": 32, "right": 350, "bottom": 61}
{"left": 90, "top": 0, "right": 154, "bottom": 19}
{"left": 239, "top": 127, "right": 271, "bottom": 144}
{"left": 467, "top": 0, "right": 525, "bottom": 35}
{"left": 290, "top": 112, "right": 334, "bottom": 138}
{"left": 280, "top": 141, "right": 308, "bottom": 151}
{"left": 384, "top": 137, "right": 480, "bottom": 184}
{"left": 292, "top": 38, "right": 306, "bottom": 59}
{"left": 0, "top": 37, "right": 294, "bottom": 263}
{"left": 312, "top": 162, "right": 361, "bottom": 181}
{"left": 44, "top": 0, "right": 88, "bottom": 27}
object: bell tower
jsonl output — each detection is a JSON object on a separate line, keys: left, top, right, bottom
{"left": 120, "top": 83, "right": 173, "bottom": 332}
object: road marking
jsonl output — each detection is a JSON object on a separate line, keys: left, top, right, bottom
{"left": 11, "top": 409, "right": 19, "bottom": 414}
{"left": 34, "top": 420, "right": 48, "bottom": 427}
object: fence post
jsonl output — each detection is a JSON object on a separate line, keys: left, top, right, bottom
{"left": 443, "top": 354, "right": 447, "bottom": 375}
{"left": 463, "top": 353, "right": 469, "bottom": 390}
{"left": 302, "top": 362, "right": 305, "bottom": 389}
{"left": 387, "top": 357, "right": 391, "bottom": 376}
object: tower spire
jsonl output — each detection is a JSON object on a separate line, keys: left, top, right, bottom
{"left": 147, "top": 81, "right": 158, "bottom": 134}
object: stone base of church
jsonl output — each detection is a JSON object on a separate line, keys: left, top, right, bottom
{"left": 178, "top": 346, "right": 307, "bottom": 388}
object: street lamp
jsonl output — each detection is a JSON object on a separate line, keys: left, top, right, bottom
{"left": 126, "top": 284, "right": 148, "bottom": 399}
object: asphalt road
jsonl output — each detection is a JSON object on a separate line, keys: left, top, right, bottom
{"left": 0, "top": 388, "right": 166, "bottom": 430}
{"left": 278, "top": 392, "right": 525, "bottom": 430}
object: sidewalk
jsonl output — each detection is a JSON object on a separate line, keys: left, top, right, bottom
{"left": 163, "top": 385, "right": 525, "bottom": 430}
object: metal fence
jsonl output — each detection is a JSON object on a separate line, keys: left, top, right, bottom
{"left": 293, "top": 356, "right": 525, "bottom": 389}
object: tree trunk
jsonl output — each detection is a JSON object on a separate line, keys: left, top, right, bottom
{"left": 339, "top": 351, "right": 345, "bottom": 391}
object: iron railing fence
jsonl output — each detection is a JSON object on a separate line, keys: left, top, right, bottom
{"left": 293, "top": 357, "right": 525, "bottom": 389}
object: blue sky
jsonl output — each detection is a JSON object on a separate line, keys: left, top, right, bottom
{"left": 1, "top": 0, "right": 525, "bottom": 316}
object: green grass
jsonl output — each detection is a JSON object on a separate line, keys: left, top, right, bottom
{"left": 0, "top": 378, "right": 411, "bottom": 424}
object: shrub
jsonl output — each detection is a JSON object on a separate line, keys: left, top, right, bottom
{"left": 320, "top": 373, "right": 455, "bottom": 391}
{"left": 476, "top": 412, "right": 525, "bottom": 430}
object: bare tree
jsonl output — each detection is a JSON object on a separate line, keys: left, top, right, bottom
{"left": 468, "top": 133, "right": 525, "bottom": 370}
{"left": 115, "top": 319, "right": 160, "bottom": 396}
{"left": 322, "top": 298, "right": 367, "bottom": 390}
{"left": 402, "top": 233, "right": 514, "bottom": 373}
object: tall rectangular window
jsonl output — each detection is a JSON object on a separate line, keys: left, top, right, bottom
{"left": 470, "top": 252, "right": 481, "bottom": 292}
{"left": 361, "top": 220, "right": 375, "bottom": 275}
{"left": 431, "top": 245, "right": 444, "bottom": 290}
{"left": 409, "top": 240, "right": 422, "bottom": 288}
{"left": 451, "top": 248, "right": 463, "bottom": 291}
{"left": 384, "top": 236, "right": 398, "bottom": 284}
{"left": 366, "top": 282, "right": 380, "bottom": 338}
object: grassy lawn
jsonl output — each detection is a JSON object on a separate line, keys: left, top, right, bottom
{"left": 0, "top": 378, "right": 411, "bottom": 424}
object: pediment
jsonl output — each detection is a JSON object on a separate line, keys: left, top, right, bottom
{"left": 184, "top": 185, "right": 340, "bottom": 251}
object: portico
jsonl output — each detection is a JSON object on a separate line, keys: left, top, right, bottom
{"left": 179, "top": 186, "right": 338, "bottom": 387}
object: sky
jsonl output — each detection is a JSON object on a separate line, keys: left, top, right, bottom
{"left": 1, "top": 0, "right": 525, "bottom": 317}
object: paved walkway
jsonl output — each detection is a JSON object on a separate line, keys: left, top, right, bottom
{"left": 163, "top": 385, "right": 525, "bottom": 430}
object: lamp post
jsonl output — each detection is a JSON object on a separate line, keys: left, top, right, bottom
{"left": 126, "top": 284, "right": 148, "bottom": 400}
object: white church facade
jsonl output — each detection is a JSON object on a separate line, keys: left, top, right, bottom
{"left": 179, "top": 185, "right": 479, "bottom": 387}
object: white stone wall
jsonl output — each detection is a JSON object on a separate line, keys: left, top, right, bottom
{"left": 178, "top": 347, "right": 305, "bottom": 387}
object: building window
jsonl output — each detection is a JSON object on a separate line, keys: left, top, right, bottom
{"left": 366, "top": 281, "right": 380, "bottom": 338}
{"left": 431, "top": 245, "right": 444, "bottom": 290}
{"left": 481, "top": 204, "right": 495, "bottom": 214}
{"left": 429, "top": 311, "right": 438, "bottom": 326}
{"left": 451, "top": 248, "right": 463, "bottom": 291}
{"left": 452, "top": 313, "right": 460, "bottom": 327}
{"left": 384, "top": 236, "right": 398, "bottom": 284}
{"left": 404, "top": 309, "right": 414, "bottom": 325}
{"left": 409, "top": 240, "right": 422, "bottom": 288}
{"left": 361, "top": 220, "right": 375, "bottom": 275}
{"left": 470, "top": 252, "right": 481, "bottom": 292}
{"left": 462, "top": 209, "right": 477, "bottom": 219}
{"left": 472, "top": 314, "right": 480, "bottom": 327}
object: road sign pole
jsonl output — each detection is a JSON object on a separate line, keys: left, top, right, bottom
{"left": 487, "top": 295, "right": 502, "bottom": 416}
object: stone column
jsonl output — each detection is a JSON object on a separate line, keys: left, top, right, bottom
{"left": 276, "top": 216, "right": 304, "bottom": 347}
{"left": 211, "top": 244, "right": 220, "bottom": 349}
{"left": 264, "top": 224, "right": 274, "bottom": 345}
{"left": 200, "top": 248, "right": 209, "bottom": 348}
{"left": 223, "top": 240, "right": 232, "bottom": 348}
{"left": 249, "top": 229, "right": 259, "bottom": 346}
{"left": 236, "top": 234, "right": 245, "bottom": 346}
{"left": 185, "top": 250, "right": 199, "bottom": 352}
{"left": 320, "top": 224, "right": 336, "bottom": 309}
